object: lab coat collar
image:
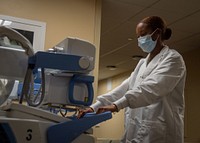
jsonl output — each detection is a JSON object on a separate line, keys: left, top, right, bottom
{"left": 142, "top": 45, "right": 169, "bottom": 78}
{"left": 146, "top": 45, "right": 168, "bottom": 65}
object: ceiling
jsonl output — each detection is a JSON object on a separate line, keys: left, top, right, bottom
{"left": 98, "top": 0, "right": 200, "bottom": 80}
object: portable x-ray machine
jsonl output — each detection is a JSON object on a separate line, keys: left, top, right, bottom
{"left": 0, "top": 26, "right": 112, "bottom": 143}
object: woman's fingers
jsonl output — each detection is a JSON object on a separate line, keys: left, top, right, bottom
{"left": 77, "top": 110, "right": 85, "bottom": 119}
{"left": 78, "top": 105, "right": 118, "bottom": 118}
{"left": 77, "top": 107, "right": 94, "bottom": 119}
{"left": 96, "top": 105, "right": 117, "bottom": 114}
{"left": 96, "top": 107, "right": 106, "bottom": 114}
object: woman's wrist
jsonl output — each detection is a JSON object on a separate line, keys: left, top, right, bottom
{"left": 89, "top": 107, "right": 94, "bottom": 112}
{"left": 112, "top": 104, "right": 119, "bottom": 112}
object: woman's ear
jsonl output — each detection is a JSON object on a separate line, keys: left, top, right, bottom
{"left": 152, "top": 28, "right": 161, "bottom": 41}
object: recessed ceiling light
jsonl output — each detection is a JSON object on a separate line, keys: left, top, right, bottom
{"left": 106, "top": 65, "right": 117, "bottom": 70}
{"left": 128, "top": 38, "right": 133, "bottom": 41}
{"left": 132, "top": 55, "right": 144, "bottom": 60}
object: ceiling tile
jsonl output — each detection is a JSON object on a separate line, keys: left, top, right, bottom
{"left": 100, "top": 22, "right": 136, "bottom": 55}
{"left": 128, "top": 8, "right": 184, "bottom": 25}
{"left": 171, "top": 33, "right": 200, "bottom": 53}
{"left": 99, "top": 59, "right": 139, "bottom": 80}
{"left": 152, "top": 0, "right": 200, "bottom": 16}
{"left": 169, "top": 11, "right": 200, "bottom": 33}
{"left": 117, "top": 0, "right": 161, "bottom": 7}
{"left": 101, "top": 0, "right": 143, "bottom": 34}
{"left": 166, "top": 30, "right": 192, "bottom": 45}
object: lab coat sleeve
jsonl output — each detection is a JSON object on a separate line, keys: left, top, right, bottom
{"left": 90, "top": 77, "right": 130, "bottom": 112}
{"left": 116, "top": 52, "right": 186, "bottom": 110}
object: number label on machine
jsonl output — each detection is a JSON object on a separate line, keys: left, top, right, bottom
{"left": 4, "top": 119, "right": 52, "bottom": 143}
{"left": 26, "top": 129, "right": 33, "bottom": 141}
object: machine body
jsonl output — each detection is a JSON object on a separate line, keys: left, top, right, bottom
{"left": 0, "top": 26, "right": 112, "bottom": 143}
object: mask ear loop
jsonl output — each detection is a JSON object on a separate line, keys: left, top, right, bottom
{"left": 152, "top": 28, "right": 165, "bottom": 47}
{"left": 150, "top": 28, "right": 160, "bottom": 41}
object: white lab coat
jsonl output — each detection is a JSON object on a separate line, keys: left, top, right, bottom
{"left": 91, "top": 46, "right": 186, "bottom": 143}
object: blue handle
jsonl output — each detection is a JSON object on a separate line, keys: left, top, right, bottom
{"left": 47, "top": 111, "right": 112, "bottom": 143}
{"left": 68, "top": 75, "right": 94, "bottom": 106}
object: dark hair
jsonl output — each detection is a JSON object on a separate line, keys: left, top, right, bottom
{"left": 140, "top": 16, "right": 172, "bottom": 40}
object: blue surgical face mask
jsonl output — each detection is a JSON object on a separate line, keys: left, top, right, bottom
{"left": 138, "top": 30, "right": 158, "bottom": 53}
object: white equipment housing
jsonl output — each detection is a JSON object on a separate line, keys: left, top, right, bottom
{"left": 0, "top": 26, "right": 112, "bottom": 143}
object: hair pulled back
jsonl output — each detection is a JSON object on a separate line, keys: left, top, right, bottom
{"left": 140, "top": 16, "right": 172, "bottom": 40}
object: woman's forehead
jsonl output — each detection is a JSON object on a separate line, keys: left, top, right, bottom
{"left": 136, "top": 23, "right": 152, "bottom": 34}
{"left": 136, "top": 23, "right": 149, "bottom": 31}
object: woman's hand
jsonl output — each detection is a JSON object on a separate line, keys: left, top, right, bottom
{"left": 96, "top": 104, "right": 118, "bottom": 114}
{"left": 77, "top": 107, "right": 94, "bottom": 119}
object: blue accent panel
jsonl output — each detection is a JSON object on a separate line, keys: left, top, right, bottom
{"left": 47, "top": 111, "right": 112, "bottom": 143}
{"left": 17, "top": 82, "right": 23, "bottom": 96}
{"left": 28, "top": 55, "right": 36, "bottom": 65}
{"left": 31, "top": 51, "right": 84, "bottom": 71}
{"left": 17, "top": 82, "right": 41, "bottom": 97}
{"left": 68, "top": 75, "right": 94, "bottom": 106}
{"left": 33, "top": 69, "right": 42, "bottom": 84}
{"left": 0, "top": 123, "right": 17, "bottom": 143}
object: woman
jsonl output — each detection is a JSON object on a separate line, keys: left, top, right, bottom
{"left": 78, "top": 16, "right": 186, "bottom": 143}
